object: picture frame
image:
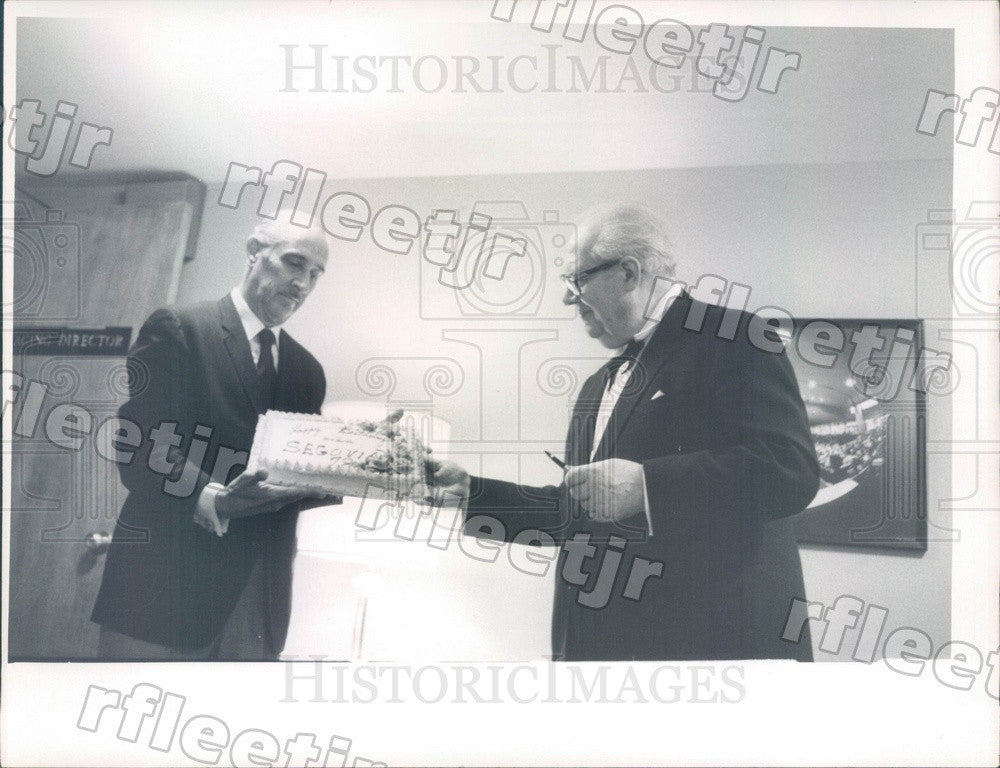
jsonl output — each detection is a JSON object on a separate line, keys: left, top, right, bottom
{"left": 784, "top": 318, "right": 929, "bottom": 551}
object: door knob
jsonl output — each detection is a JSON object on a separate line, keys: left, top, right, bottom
{"left": 84, "top": 531, "right": 112, "bottom": 553}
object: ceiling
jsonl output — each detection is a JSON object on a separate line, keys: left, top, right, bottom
{"left": 12, "top": 1, "right": 953, "bottom": 184}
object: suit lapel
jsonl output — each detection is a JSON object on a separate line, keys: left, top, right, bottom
{"left": 592, "top": 292, "right": 693, "bottom": 461}
{"left": 218, "top": 295, "right": 265, "bottom": 414}
{"left": 566, "top": 371, "right": 605, "bottom": 465}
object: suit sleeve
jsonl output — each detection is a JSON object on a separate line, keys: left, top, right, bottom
{"left": 309, "top": 358, "right": 326, "bottom": 414}
{"left": 466, "top": 477, "right": 569, "bottom": 544}
{"left": 117, "top": 308, "right": 212, "bottom": 506}
{"left": 642, "top": 335, "right": 820, "bottom": 537}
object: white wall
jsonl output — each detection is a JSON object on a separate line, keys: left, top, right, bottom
{"left": 177, "top": 157, "right": 952, "bottom": 661}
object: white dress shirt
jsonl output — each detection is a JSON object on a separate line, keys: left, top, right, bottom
{"left": 195, "top": 289, "right": 283, "bottom": 530}
{"left": 589, "top": 290, "right": 679, "bottom": 537}
{"left": 230, "top": 287, "right": 282, "bottom": 370}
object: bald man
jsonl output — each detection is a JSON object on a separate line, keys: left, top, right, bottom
{"left": 92, "top": 216, "right": 331, "bottom": 660}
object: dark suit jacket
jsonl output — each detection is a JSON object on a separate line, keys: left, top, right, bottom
{"left": 468, "top": 293, "right": 819, "bottom": 661}
{"left": 92, "top": 295, "right": 325, "bottom": 652}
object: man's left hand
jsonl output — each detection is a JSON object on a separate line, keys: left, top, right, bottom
{"left": 565, "top": 459, "right": 645, "bottom": 523}
{"left": 193, "top": 495, "right": 229, "bottom": 536}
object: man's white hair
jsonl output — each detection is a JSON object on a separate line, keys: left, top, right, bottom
{"left": 576, "top": 202, "right": 676, "bottom": 278}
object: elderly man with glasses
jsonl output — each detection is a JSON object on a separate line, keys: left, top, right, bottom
{"left": 428, "top": 202, "right": 819, "bottom": 662}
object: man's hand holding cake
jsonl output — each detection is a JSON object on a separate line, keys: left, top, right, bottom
{"left": 193, "top": 469, "right": 333, "bottom": 537}
{"left": 195, "top": 409, "right": 423, "bottom": 536}
{"left": 423, "top": 458, "right": 471, "bottom": 505}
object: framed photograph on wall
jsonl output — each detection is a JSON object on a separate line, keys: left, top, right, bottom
{"left": 784, "top": 318, "right": 931, "bottom": 551}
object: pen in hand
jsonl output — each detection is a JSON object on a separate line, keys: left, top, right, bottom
{"left": 544, "top": 450, "right": 567, "bottom": 470}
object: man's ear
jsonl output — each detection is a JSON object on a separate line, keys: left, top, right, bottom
{"left": 621, "top": 256, "right": 642, "bottom": 291}
{"left": 246, "top": 237, "right": 264, "bottom": 262}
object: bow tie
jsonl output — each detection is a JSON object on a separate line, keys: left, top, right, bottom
{"left": 603, "top": 338, "right": 643, "bottom": 390}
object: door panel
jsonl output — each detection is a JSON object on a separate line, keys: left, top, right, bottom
{"left": 8, "top": 178, "right": 204, "bottom": 659}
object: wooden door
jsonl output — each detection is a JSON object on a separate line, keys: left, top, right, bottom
{"left": 7, "top": 178, "right": 204, "bottom": 659}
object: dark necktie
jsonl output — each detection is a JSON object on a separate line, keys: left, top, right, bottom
{"left": 603, "top": 338, "right": 643, "bottom": 391}
{"left": 256, "top": 328, "right": 277, "bottom": 412}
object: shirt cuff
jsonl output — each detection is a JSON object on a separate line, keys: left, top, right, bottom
{"left": 196, "top": 481, "right": 225, "bottom": 519}
{"left": 641, "top": 469, "right": 654, "bottom": 538}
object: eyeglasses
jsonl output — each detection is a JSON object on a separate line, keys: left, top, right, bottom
{"left": 560, "top": 259, "right": 622, "bottom": 298}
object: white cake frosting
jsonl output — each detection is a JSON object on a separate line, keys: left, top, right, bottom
{"left": 247, "top": 410, "right": 429, "bottom": 499}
